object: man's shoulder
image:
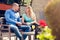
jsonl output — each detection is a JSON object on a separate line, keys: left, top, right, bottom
{"left": 5, "top": 9, "right": 12, "bottom": 15}
{"left": 6, "top": 9, "right": 12, "bottom": 12}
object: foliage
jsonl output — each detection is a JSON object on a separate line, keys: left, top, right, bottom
{"left": 36, "top": 26, "right": 56, "bottom": 40}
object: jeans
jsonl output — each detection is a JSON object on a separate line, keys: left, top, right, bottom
{"left": 10, "top": 24, "right": 31, "bottom": 40}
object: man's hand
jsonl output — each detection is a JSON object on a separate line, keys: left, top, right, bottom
{"left": 22, "top": 22, "right": 27, "bottom": 25}
{"left": 16, "top": 22, "right": 22, "bottom": 26}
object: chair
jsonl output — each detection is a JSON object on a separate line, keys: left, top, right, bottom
{"left": 0, "top": 17, "right": 17, "bottom": 40}
{"left": 0, "top": 17, "right": 2, "bottom": 40}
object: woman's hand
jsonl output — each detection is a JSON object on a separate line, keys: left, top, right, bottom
{"left": 26, "top": 22, "right": 31, "bottom": 25}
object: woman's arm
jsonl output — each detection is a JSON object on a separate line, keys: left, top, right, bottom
{"left": 21, "top": 17, "right": 25, "bottom": 23}
{"left": 31, "top": 13, "right": 37, "bottom": 23}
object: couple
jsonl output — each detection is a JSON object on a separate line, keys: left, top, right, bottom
{"left": 5, "top": 3, "right": 37, "bottom": 40}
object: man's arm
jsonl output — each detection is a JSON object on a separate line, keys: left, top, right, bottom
{"left": 5, "top": 10, "right": 17, "bottom": 24}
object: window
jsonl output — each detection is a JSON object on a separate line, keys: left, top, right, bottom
{"left": 0, "top": 0, "right": 22, "bottom": 4}
{"left": 22, "top": 0, "right": 32, "bottom": 6}
{"left": 0, "top": 0, "right": 32, "bottom": 6}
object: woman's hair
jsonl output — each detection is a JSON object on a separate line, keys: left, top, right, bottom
{"left": 45, "top": 0, "right": 60, "bottom": 40}
{"left": 26, "top": 6, "right": 36, "bottom": 21}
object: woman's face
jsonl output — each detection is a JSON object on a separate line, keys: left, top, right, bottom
{"left": 25, "top": 7, "right": 30, "bottom": 14}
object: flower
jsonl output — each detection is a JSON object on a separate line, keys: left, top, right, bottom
{"left": 38, "top": 20, "right": 47, "bottom": 28}
{"left": 37, "top": 20, "right": 56, "bottom": 40}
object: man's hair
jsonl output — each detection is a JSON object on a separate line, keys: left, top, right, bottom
{"left": 12, "top": 3, "right": 19, "bottom": 7}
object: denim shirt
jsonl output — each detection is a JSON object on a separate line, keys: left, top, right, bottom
{"left": 5, "top": 9, "right": 21, "bottom": 25}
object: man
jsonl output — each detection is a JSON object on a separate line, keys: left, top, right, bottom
{"left": 5, "top": 3, "right": 30, "bottom": 40}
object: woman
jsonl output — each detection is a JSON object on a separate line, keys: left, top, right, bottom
{"left": 22, "top": 6, "right": 41, "bottom": 39}
{"left": 22, "top": 6, "right": 37, "bottom": 25}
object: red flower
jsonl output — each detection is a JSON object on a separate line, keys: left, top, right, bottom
{"left": 38, "top": 20, "right": 47, "bottom": 28}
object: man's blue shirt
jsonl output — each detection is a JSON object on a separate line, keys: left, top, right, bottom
{"left": 5, "top": 9, "right": 21, "bottom": 25}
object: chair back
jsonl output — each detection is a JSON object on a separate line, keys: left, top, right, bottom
{"left": 0, "top": 17, "right": 6, "bottom": 24}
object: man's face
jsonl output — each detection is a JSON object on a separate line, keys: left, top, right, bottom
{"left": 15, "top": 5, "right": 19, "bottom": 11}
{"left": 12, "top": 3, "right": 20, "bottom": 12}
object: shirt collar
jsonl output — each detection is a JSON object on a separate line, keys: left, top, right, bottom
{"left": 11, "top": 9, "right": 17, "bottom": 13}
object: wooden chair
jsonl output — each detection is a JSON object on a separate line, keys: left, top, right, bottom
{"left": 0, "top": 17, "right": 17, "bottom": 40}
{"left": 0, "top": 17, "right": 2, "bottom": 40}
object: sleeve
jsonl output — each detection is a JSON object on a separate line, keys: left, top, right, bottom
{"left": 17, "top": 16, "right": 21, "bottom": 22}
{"left": 5, "top": 10, "right": 17, "bottom": 24}
{"left": 17, "top": 12, "right": 21, "bottom": 22}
